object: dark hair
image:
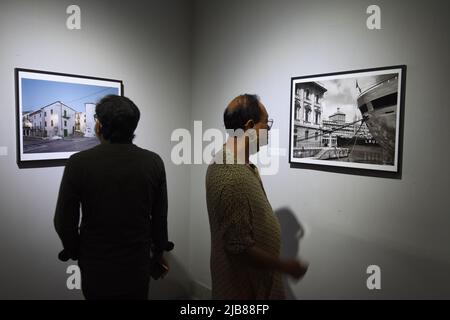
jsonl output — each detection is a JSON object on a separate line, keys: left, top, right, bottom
{"left": 95, "top": 95, "right": 140, "bottom": 143}
{"left": 223, "top": 94, "right": 261, "bottom": 131}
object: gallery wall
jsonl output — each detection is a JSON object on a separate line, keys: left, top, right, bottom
{"left": 0, "top": 0, "right": 192, "bottom": 299}
{"left": 189, "top": 0, "right": 450, "bottom": 298}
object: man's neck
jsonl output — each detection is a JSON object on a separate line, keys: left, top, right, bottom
{"left": 225, "top": 137, "right": 249, "bottom": 164}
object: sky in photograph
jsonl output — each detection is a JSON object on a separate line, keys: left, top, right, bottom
{"left": 320, "top": 73, "right": 398, "bottom": 122}
{"left": 22, "top": 78, "right": 119, "bottom": 113}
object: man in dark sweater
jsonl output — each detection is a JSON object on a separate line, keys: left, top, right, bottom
{"left": 54, "top": 95, "right": 169, "bottom": 299}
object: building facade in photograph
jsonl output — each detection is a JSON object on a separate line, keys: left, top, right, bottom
{"left": 23, "top": 101, "right": 77, "bottom": 138}
{"left": 322, "top": 108, "right": 374, "bottom": 147}
{"left": 293, "top": 82, "right": 327, "bottom": 151}
{"left": 84, "top": 103, "right": 96, "bottom": 138}
{"left": 75, "top": 112, "right": 86, "bottom": 134}
{"left": 22, "top": 112, "right": 32, "bottom": 136}
{"left": 292, "top": 82, "right": 376, "bottom": 159}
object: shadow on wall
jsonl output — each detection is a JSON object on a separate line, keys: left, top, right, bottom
{"left": 275, "top": 207, "right": 306, "bottom": 300}
{"left": 148, "top": 253, "right": 191, "bottom": 299}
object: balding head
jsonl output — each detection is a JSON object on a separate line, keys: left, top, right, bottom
{"left": 223, "top": 94, "right": 263, "bottom": 131}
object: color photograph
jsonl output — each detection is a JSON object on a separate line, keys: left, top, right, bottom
{"left": 16, "top": 69, "right": 123, "bottom": 165}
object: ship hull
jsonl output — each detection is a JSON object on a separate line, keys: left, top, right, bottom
{"left": 357, "top": 77, "right": 398, "bottom": 163}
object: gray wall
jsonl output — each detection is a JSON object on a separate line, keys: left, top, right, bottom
{"left": 0, "top": 0, "right": 192, "bottom": 299}
{"left": 189, "top": 0, "right": 450, "bottom": 299}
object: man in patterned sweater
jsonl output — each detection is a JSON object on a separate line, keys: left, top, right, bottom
{"left": 206, "top": 94, "right": 308, "bottom": 299}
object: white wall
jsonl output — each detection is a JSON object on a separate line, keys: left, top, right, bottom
{"left": 189, "top": 0, "right": 450, "bottom": 299}
{"left": 0, "top": 0, "right": 192, "bottom": 299}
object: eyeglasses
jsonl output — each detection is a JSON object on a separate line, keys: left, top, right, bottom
{"left": 267, "top": 118, "right": 274, "bottom": 130}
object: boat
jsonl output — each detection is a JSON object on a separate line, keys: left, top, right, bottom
{"left": 357, "top": 76, "right": 398, "bottom": 161}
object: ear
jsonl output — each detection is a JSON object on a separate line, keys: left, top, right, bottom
{"left": 95, "top": 121, "right": 102, "bottom": 134}
{"left": 244, "top": 119, "right": 255, "bottom": 130}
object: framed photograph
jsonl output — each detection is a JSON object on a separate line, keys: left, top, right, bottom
{"left": 15, "top": 68, "right": 123, "bottom": 168}
{"left": 289, "top": 65, "right": 406, "bottom": 175}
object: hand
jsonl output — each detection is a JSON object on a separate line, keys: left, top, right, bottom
{"left": 282, "top": 259, "right": 309, "bottom": 279}
{"left": 157, "top": 255, "right": 170, "bottom": 279}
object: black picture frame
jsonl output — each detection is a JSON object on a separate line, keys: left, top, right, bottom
{"left": 289, "top": 65, "right": 406, "bottom": 179}
{"left": 15, "top": 68, "right": 124, "bottom": 168}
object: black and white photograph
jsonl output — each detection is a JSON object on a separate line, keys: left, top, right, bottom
{"left": 16, "top": 68, "right": 123, "bottom": 166}
{"left": 289, "top": 66, "right": 406, "bottom": 173}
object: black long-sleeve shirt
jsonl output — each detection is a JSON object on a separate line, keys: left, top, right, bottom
{"left": 54, "top": 143, "right": 168, "bottom": 265}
